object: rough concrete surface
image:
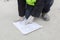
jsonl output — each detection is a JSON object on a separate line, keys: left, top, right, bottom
{"left": 0, "top": 0, "right": 60, "bottom": 40}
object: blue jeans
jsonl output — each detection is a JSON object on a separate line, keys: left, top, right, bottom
{"left": 25, "top": 5, "right": 33, "bottom": 19}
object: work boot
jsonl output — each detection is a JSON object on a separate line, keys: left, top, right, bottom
{"left": 42, "top": 13, "right": 50, "bottom": 21}
{"left": 16, "top": 16, "right": 25, "bottom": 22}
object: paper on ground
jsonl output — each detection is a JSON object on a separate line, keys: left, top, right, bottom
{"left": 13, "top": 20, "right": 42, "bottom": 34}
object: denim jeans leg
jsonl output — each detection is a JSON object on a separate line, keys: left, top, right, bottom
{"left": 25, "top": 5, "right": 33, "bottom": 19}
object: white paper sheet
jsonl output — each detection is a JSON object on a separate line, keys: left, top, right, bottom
{"left": 13, "top": 20, "right": 42, "bottom": 34}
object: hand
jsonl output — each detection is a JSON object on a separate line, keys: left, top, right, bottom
{"left": 25, "top": 16, "right": 34, "bottom": 24}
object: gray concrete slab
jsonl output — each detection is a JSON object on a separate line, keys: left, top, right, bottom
{"left": 0, "top": 0, "right": 60, "bottom": 40}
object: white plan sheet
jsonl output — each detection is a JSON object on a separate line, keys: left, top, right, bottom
{"left": 13, "top": 20, "right": 42, "bottom": 34}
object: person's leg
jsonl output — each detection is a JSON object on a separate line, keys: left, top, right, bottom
{"left": 25, "top": 5, "right": 34, "bottom": 19}
{"left": 25, "top": 5, "right": 35, "bottom": 24}
{"left": 17, "top": 0, "right": 26, "bottom": 21}
{"left": 42, "top": 0, "right": 54, "bottom": 21}
{"left": 25, "top": 5, "right": 31, "bottom": 19}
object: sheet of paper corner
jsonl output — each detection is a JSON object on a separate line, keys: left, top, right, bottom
{"left": 13, "top": 19, "right": 42, "bottom": 35}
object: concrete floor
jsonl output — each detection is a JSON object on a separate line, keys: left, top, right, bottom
{"left": 0, "top": 0, "right": 60, "bottom": 40}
